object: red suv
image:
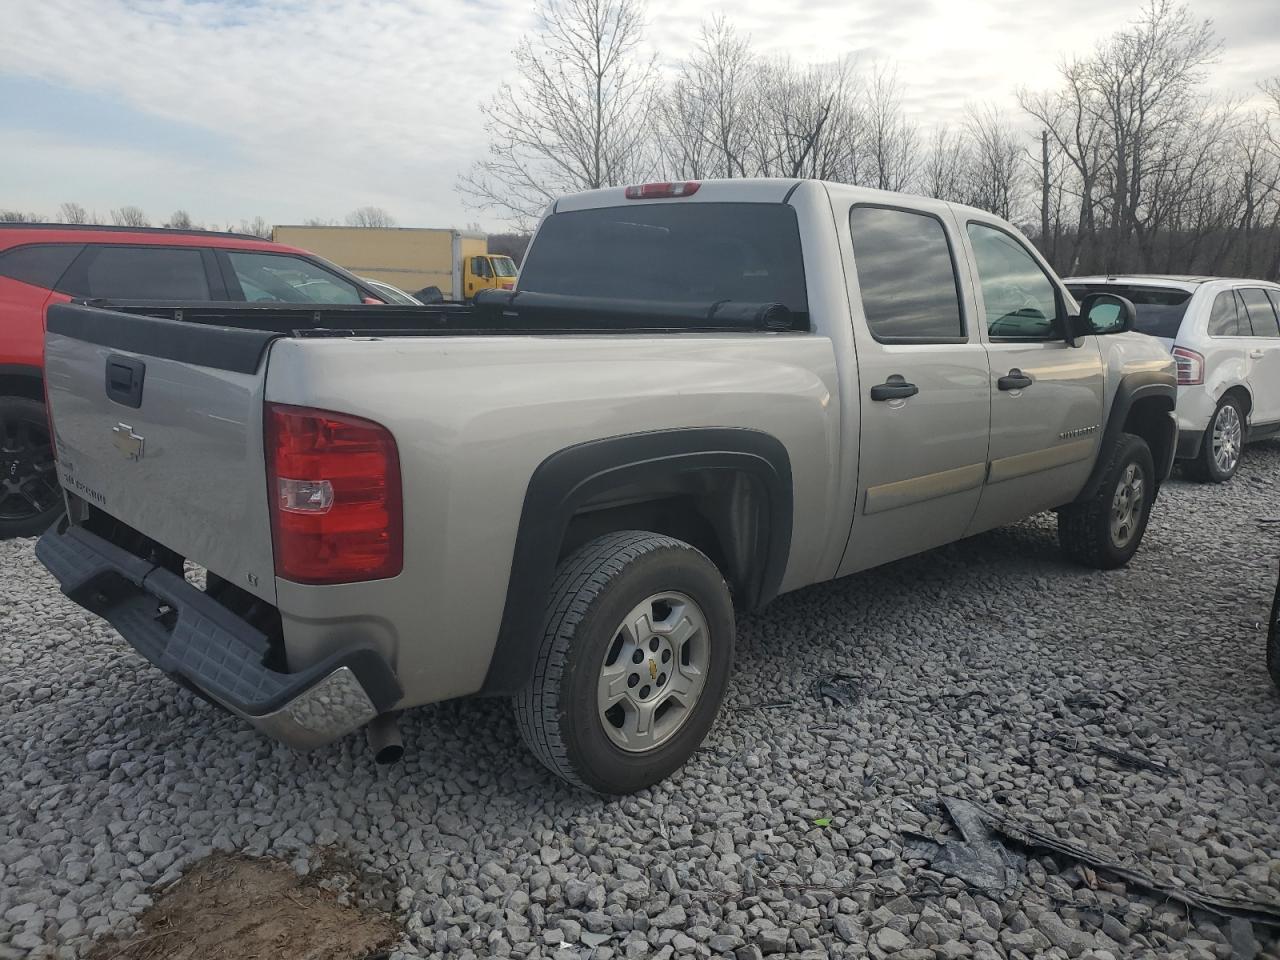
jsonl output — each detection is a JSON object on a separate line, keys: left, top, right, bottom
{"left": 0, "top": 224, "right": 390, "bottom": 538}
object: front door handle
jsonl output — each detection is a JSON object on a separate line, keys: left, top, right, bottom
{"left": 870, "top": 374, "right": 919, "bottom": 401}
{"left": 998, "top": 368, "right": 1033, "bottom": 391}
{"left": 1250, "top": 348, "right": 1265, "bottom": 359}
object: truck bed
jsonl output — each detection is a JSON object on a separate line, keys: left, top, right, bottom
{"left": 82, "top": 291, "right": 804, "bottom": 338}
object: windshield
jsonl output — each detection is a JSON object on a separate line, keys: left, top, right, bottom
{"left": 491, "top": 256, "right": 517, "bottom": 278}
{"left": 518, "top": 202, "right": 808, "bottom": 317}
{"left": 1066, "top": 284, "right": 1191, "bottom": 338}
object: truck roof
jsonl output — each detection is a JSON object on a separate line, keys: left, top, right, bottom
{"left": 550, "top": 178, "right": 1023, "bottom": 228}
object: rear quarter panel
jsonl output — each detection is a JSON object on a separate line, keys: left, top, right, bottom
{"left": 264, "top": 333, "right": 841, "bottom": 707}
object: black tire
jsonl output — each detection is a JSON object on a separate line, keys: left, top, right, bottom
{"left": 1184, "top": 394, "right": 1245, "bottom": 483}
{"left": 1058, "top": 432, "right": 1155, "bottom": 569}
{"left": 513, "top": 530, "right": 735, "bottom": 794}
{"left": 1268, "top": 571, "right": 1280, "bottom": 694}
{"left": 0, "top": 396, "right": 63, "bottom": 539}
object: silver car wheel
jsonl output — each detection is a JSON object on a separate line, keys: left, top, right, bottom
{"left": 1110, "top": 462, "right": 1145, "bottom": 549}
{"left": 1211, "top": 403, "right": 1242, "bottom": 475}
{"left": 597, "top": 592, "right": 709, "bottom": 753}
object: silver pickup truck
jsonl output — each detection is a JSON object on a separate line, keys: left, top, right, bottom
{"left": 37, "top": 179, "right": 1176, "bottom": 793}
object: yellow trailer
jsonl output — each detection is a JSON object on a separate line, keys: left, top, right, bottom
{"left": 270, "top": 226, "right": 517, "bottom": 301}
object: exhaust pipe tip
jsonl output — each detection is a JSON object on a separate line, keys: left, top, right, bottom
{"left": 366, "top": 712, "right": 403, "bottom": 765}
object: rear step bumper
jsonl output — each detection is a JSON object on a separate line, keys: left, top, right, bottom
{"left": 36, "top": 521, "right": 402, "bottom": 750}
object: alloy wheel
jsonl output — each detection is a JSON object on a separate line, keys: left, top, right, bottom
{"left": 597, "top": 592, "right": 710, "bottom": 753}
{"left": 1211, "top": 403, "right": 1242, "bottom": 475}
{"left": 1110, "top": 462, "right": 1145, "bottom": 549}
{"left": 0, "top": 412, "right": 59, "bottom": 523}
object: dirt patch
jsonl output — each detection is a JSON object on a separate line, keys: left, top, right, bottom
{"left": 86, "top": 853, "right": 399, "bottom": 960}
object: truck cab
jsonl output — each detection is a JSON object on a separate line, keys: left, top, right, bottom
{"left": 464, "top": 253, "right": 518, "bottom": 300}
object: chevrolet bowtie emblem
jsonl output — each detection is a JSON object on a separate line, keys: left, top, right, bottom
{"left": 648, "top": 659, "right": 658, "bottom": 680}
{"left": 112, "top": 423, "right": 145, "bottom": 461}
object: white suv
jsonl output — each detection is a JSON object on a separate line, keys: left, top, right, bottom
{"left": 1066, "top": 275, "right": 1280, "bottom": 482}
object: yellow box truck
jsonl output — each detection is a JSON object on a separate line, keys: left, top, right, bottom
{"left": 270, "top": 226, "right": 518, "bottom": 301}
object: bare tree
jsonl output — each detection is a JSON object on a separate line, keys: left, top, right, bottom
{"left": 238, "top": 216, "right": 271, "bottom": 238}
{"left": 166, "top": 209, "right": 194, "bottom": 229}
{"left": 303, "top": 217, "right": 339, "bottom": 227}
{"left": 110, "top": 206, "right": 150, "bottom": 228}
{"left": 920, "top": 125, "right": 969, "bottom": 201}
{"left": 459, "top": 0, "right": 658, "bottom": 225}
{"left": 963, "top": 105, "right": 1024, "bottom": 221}
{"left": 0, "top": 210, "right": 42, "bottom": 222}
{"left": 863, "top": 65, "right": 918, "bottom": 192}
{"left": 58, "top": 202, "right": 89, "bottom": 224}
{"left": 345, "top": 207, "right": 397, "bottom": 228}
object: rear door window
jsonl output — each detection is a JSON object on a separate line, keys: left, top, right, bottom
{"left": 69, "top": 246, "right": 211, "bottom": 300}
{"left": 224, "top": 251, "right": 361, "bottom": 304}
{"left": 850, "top": 206, "right": 963, "bottom": 342}
{"left": 0, "top": 243, "right": 83, "bottom": 289}
{"left": 1239, "top": 288, "right": 1280, "bottom": 337}
{"left": 1206, "top": 291, "right": 1241, "bottom": 337}
{"left": 519, "top": 202, "right": 808, "bottom": 319}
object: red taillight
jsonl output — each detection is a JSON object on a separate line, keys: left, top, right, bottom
{"left": 624, "top": 181, "right": 701, "bottom": 200}
{"left": 1171, "top": 346, "right": 1204, "bottom": 385}
{"left": 265, "top": 403, "right": 402, "bottom": 584}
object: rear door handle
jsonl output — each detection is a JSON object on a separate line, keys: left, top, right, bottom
{"left": 998, "top": 368, "right": 1033, "bottom": 391}
{"left": 869, "top": 375, "right": 919, "bottom": 401}
{"left": 1250, "top": 348, "right": 1265, "bottom": 359}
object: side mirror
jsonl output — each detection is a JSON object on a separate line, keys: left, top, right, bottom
{"left": 1077, "top": 292, "right": 1137, "bottom": 336}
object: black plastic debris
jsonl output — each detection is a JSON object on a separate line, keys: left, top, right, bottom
{"left": 983, "top": 808, "right": 1280, "bottom": 929}
{"left": 813, "top": 673, "right": 865, "bottom": 708}
{"left": 1050, "top": 734, "right": 1175, "bottom": 776}
{"left": 902, "top": 797, "right": 1025, "bottom": 897}
{"left": 1090, "top": 743, "right": 1174, "bottom": 776}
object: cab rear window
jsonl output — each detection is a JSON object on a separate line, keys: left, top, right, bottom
{"left": 1065, "top": 284, "right": 1191, "bottom": 338}
{"left": 519, "top": 203, "right": 808, "bottom": 320}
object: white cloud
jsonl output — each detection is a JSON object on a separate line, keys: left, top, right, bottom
{"left": 1, "top": 0, "right": 1276, "bottom": 230}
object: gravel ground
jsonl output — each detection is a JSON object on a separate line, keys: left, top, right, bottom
{"left": 3, "top": 443, "right": 1279, "bottom": 960}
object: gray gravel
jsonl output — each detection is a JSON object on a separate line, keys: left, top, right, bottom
{"left": 3, "top": 442, "right": 1280, "bottom": 960}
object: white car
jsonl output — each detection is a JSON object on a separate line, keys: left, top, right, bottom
{"left": 1066, "top": 275, "right": 1280, "bottom": 481}
{"left": 362, "top": 278, "right": 423, "bottom": 305}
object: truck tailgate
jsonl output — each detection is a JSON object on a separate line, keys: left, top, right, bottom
{"left": 45, "top": 303, "right": 279, "bottom": 602}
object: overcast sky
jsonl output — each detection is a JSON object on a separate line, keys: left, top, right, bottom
{"left": 1, "top": 0, "right": 1277, "bottom": 231}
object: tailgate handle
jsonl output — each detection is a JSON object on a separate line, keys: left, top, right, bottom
{"left": 105, "top": 355, "right": 146, "bottom": 409}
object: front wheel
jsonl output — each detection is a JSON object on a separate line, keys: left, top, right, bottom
{"left": 1058, "top": 432, "right": 1155, "bottom": 569}
{"left": 513, "top": 531, "right": 735, "bottom": 794}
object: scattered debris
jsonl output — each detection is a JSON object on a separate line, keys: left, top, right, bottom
{"left": 86, "top": 852, "right": 399, "bottom": 960}
{"left": 1089, "top": 742, "right": 1175, "bottom": 776}
{"left": 902, "top": 797, "right": 1025, "bottom": 897}
{"left": 983, "top": 808, "right": 1280, "bottom": 929}
{"left": 812, "top": 673, "right": 866, "bottom": 707}
{"left": 1062, "top": 688, "right": 1129, "bottom": 710}
{"left": 1049, "top": 735, "right": 1176, "bottom": 776}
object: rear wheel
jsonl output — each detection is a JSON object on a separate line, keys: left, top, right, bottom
{"left": 513, "top": 531, "right": 735, "bottom": 794}
{"left": 1185, "top": 395, "right": 1245, "bottom": 483}
{"left": 0, "top": 396, "right": 63, "bottom": 539}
